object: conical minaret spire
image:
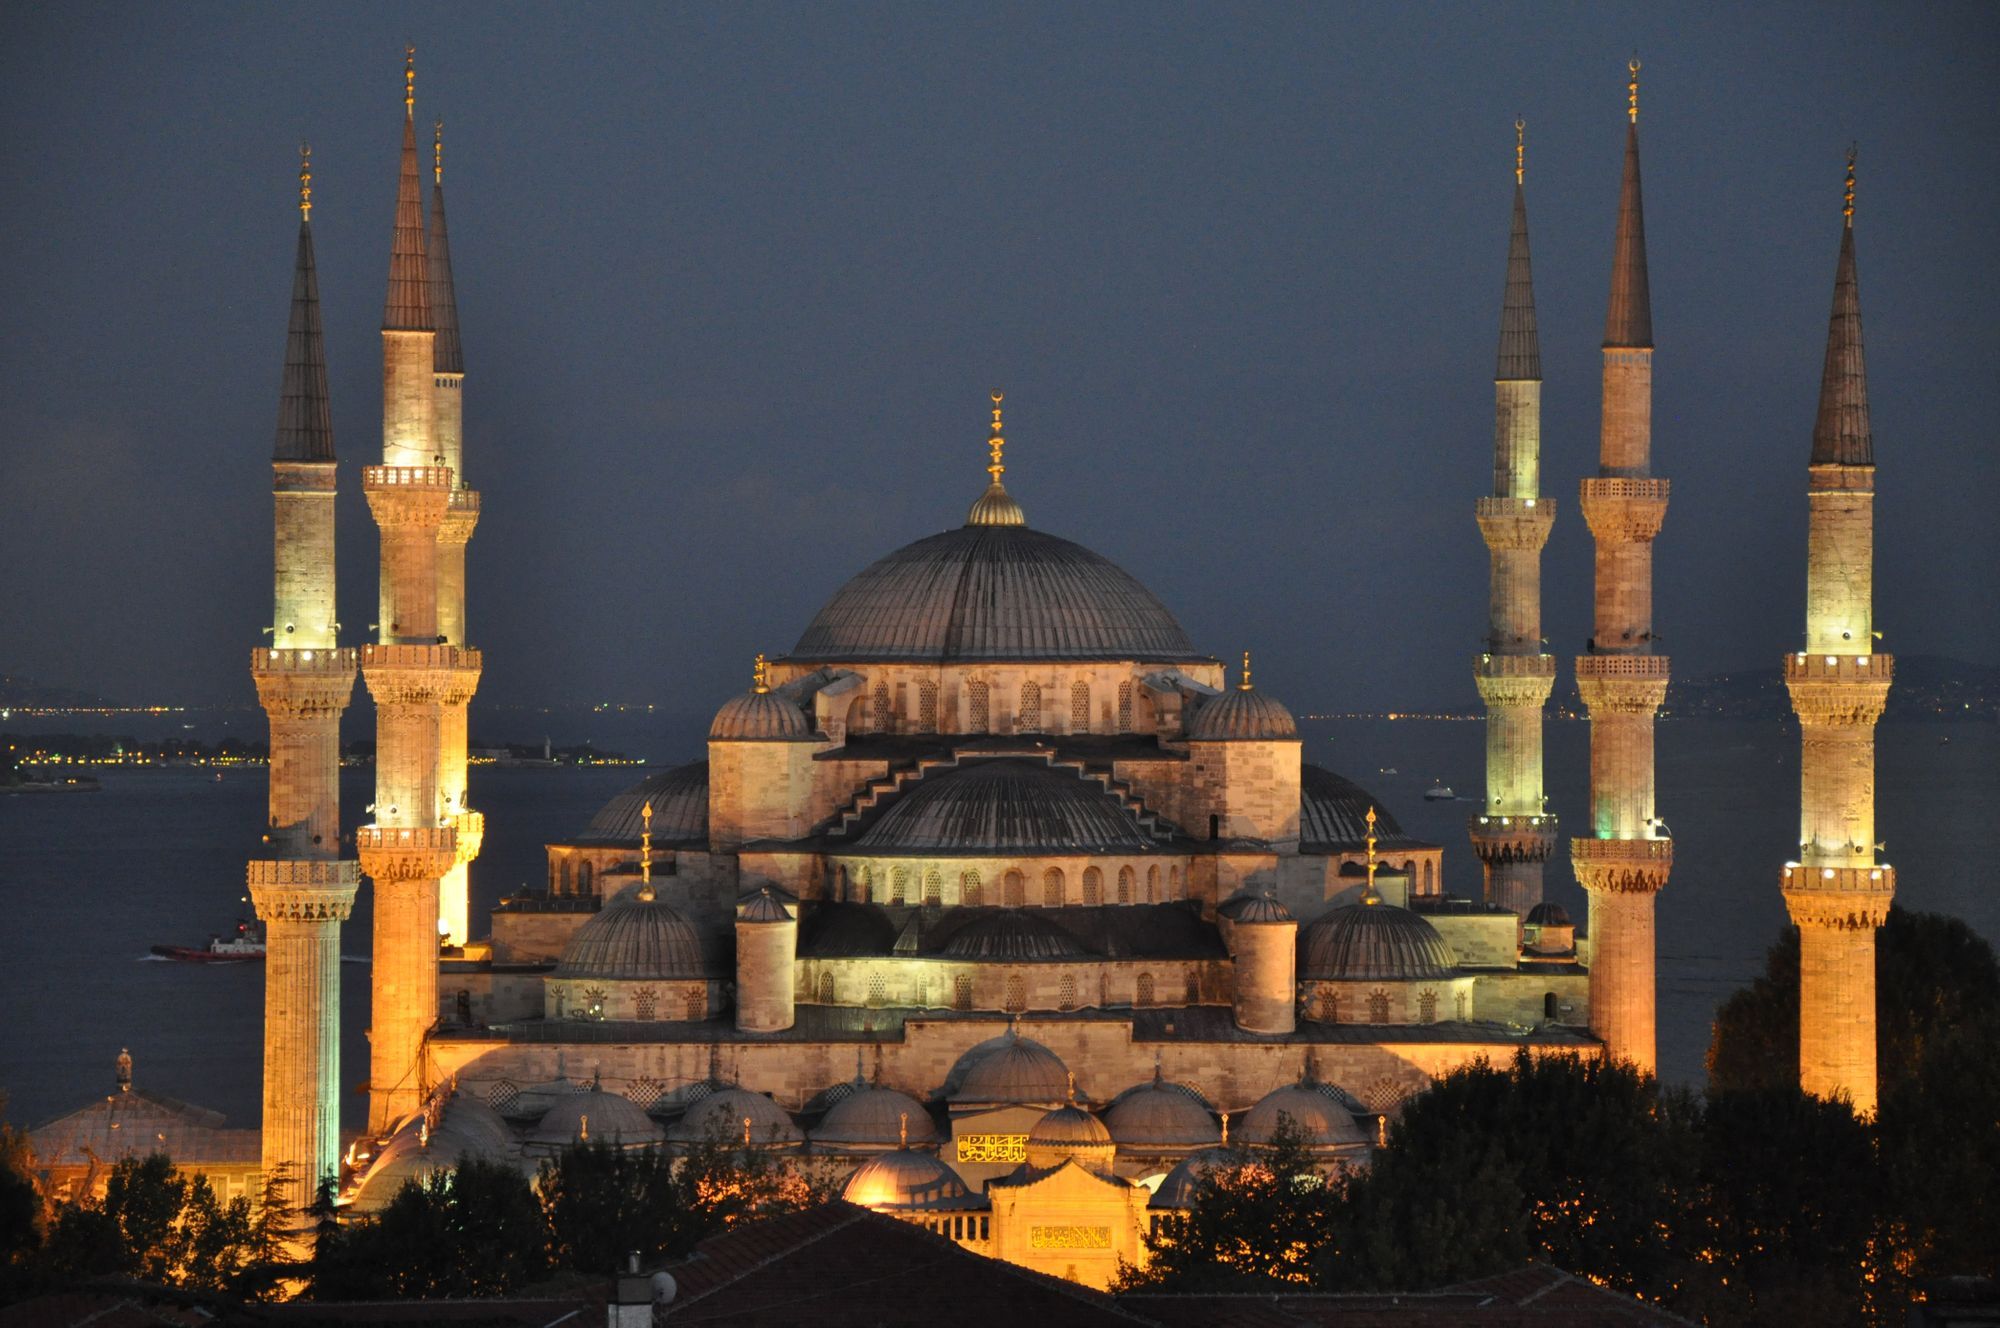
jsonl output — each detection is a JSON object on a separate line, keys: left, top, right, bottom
{"left": 1783, "top": 148, "right": 1893, "bottom": 1115}
{"left": 250, "top": 143, "right": 360, "bottom": 1232}
{"left": 428, "top": 119, "right": 464, "bottom": 378}
{"left": 1472, "top": 118, "right": 1558, "bottom": 916}
{"left": 1573, "top": 57, "right": 1674, "bottom": 1073}
{"left": 384, "top": 48, "right": 432, "bottom": 333}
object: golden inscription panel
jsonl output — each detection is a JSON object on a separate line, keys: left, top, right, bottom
{"left": 956, "top": 1133, "right": 1028, "bottom": 1164}
{"left": 1030, "top": 1225, "right": 1112, "bottom": 1250}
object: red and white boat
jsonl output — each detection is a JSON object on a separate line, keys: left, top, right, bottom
{"left": 150, "top": 919, "right": 265, "bottom": 963}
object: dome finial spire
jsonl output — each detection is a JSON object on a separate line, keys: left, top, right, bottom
{"left": 898, "top": 1111, "right": 909, "bottom": 1149}
{"left": 1844, "top": 144, "right": 1856, "bottom": 228}
{"left": 966, "top": 390, "right": 1027, "bottom": 526}
{"left": 1363, "top": 806, "right": 1381, "bottom": 904}
{"left": 1239, "top": 650, "right": 1254, "bottom": 691}
{"left": 989, "top": 390, "right": 1006, "bottom": 484}
{"left": 1515, "top": 117, "right": 1525, "bottom": 185}
{"left": 637, "top": 799, "right": 655, "bottom": 898}
{"left": 405, "top": 45, "right": 416, "bottom": 119}
{"left": 752, "top": 652, "right": 770, "bottom": 694}
{"left": 298, "top": 143, "right": 312, "bottom": 222}
{"left": 1627, "top": 54, "right": 1640, "bottom": 123}
{"left": 434, "top": 117, "right": 444, "bottom": 185}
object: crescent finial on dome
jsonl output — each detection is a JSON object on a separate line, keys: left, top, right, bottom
{"left": 967, "top": 390, "right": 1027, "bottom": 526}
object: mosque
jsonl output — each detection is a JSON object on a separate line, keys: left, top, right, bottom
{"left": 27, "top": 54, "right": 1892, "bottom": 1292}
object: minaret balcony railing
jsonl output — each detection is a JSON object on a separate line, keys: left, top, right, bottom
{"left": 363, "top": 464, "right": 454, "bottom": 491}
{"left": 1579, "top": 477, "right": 1670, "bottom": 502}
{"left": 448, "top": 489, "right": 480, "bottom": 515}
{"left": 252, "top": 646, "right": 359, "bottom": 674}
{"left": 1474, "top": 653, "right": 1557, "bottom": 679}
{"left": 248, "top": 858, "right": 361, "bottom": 889}
{"left": 1782, "top": 862, "right": 1895, "bottom": 893}
{"left": 1574, "top": 654, "right": 1670, "bottom": 680}
{"left": 360, "top": 643, "right": 483, "bottom": 672}
{"left": 1783, "top": 653, "right": 1893, "bottom": 684}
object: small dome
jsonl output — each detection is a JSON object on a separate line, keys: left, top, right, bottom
{"left": 1525, "top": 901, "right": 1572, "bottom": 927}
{"left": 1299, "top": 900, "right": 1456, "bottom": 981}
{"left": 1217, "top": 889, "right": 1295, "bottom": 925}
{"left": 1238, "top": 1084, "right": 1369, "bottom": 1150}
{"left": 554, "top": 888, "right": 704, "bottom": 981}
{"left": 669, "top": 1087, "right": 802, "bottom": 1146}
{"left": 1153, "top": 1147, "right": 1248, "bottom": 1209}
{"left": 940, "top": 910, "right": 1088, "bottom": 961}
{"left": 1186, "top": 678, "right": 1298, "bottom": 741}
{"left": 841, "top": 1149, "right": 968, "bottom": 1208}
{"left": 709, "top": 687, "right": 812, "bottom": 741}
{"left": 1104, "top": 1071, "right": 1219, "bottom": 1149}
{"left": 352, "top": 1098, "right": 515, "bottom": 1209}
{"left": 814, "top": 1083, "right": 937, "bottom": 1150}
{"left": 856, "top": 758, "right": 1153, "bottom": 853}
{"left": 1299, "top": 765, "right": 1411, "bottom": 851}
{"left": 950, "top": 1030, "right": 1070, "bottom": 1105}
{"left": 739, "top": 887, "right": 795, "bottom": 924}
{"left": 530, "top": 1089, "right": 662, "bottom": 1149}
{"left": 1026, "top": 1102, "right": 1115, "bottom": 1172}
{"left": 580, "top": 761, "right": 709, "bottom": 844}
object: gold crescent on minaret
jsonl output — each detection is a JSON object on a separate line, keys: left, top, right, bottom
{"left": 1627, "top": 55, "right": 1640, "bottom": 123}
{"left": 405, "top": 45, "right": 416, "bottom": 117}
{"left": 299, "top": 143, "right": 312, "bottom": 222}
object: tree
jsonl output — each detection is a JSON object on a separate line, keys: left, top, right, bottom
{"left": 308, "top": 1156, "right": 550, "bottom": 1301}
{"left": 1114, "top": 1116, "right": 1340, "bottom": 1292}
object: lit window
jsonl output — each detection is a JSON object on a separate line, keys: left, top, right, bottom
{"left": 954, "top": 975, "right": 974, "bottom": 1010}
{"left": 962, "top": 870, "right": 983, "bottom": 907}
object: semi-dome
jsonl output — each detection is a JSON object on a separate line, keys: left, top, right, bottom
{"left": 939, "top": 910, "right": 1089, "bottom": 961}
{"left": 1104, "top": 1069, "right": 1220, "bottom": 1149}
{"left": 856, "top": 758, "right": 1154, "bottom": 854}
{"left": 669, "top": 1086, "right": 803, "bottom": 1146}
{"left": 1238, "top": 1084, "right": 1369, "bottom": 1149}
{"left": 1300, "top": 765, "right": 1414, "bottom": 851}
{"left": 580, "top": 762, "right": 709, "bottom": 844}
{"left": 814, "top": 1082, "right": 938, "bottom": 1150}
{"left": 1186, "top": 671, "right": 1298, "bottom": 741}
{"left": 1299, "top": 898, "right": 1456, "bottom": 981}
{"left": 841, "top": 1149, "right": 968, "bottom": 1208}
{"left": 530, "top": 1089, "right": 662, "bottom": 1149}
{"left": 1026, "top": 1102, "right": 1115, "bottom": 1172}
{"left": 554, "top": 887, "right": 705, "bottom": 981}
{"left": 709, "top": 687, "right": 812, "bottom": 741}
{"left": 1153, "top": 1146, "right": 1248, "bottom": 1209}
{"left": 1216, "top": 889, "right": 1295, "bottom": 925}
{"left": 950, "top": 1030, "right": 1070, "bottom": 1105}
{"left": 738, "top": 886, "right": 795, "bottom": 923}
{"left": 787, "top": 523, "right": 1195, "bottom": 664}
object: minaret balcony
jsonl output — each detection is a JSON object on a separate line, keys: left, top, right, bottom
{"left": 252, "top": 646, "right": 359, "bottom": 675}
{"left": 363, "top": 464, "right": 454, "bottom": 491}
{"left": 448, "top": 488, "right": 480, "bottom": 515}
{"left": 356, "top": 824, "right": 458, "bottom": 883}
{"left": 361, "top": 644, "right": 482, "bottom": 706}
{"left": 247, "top": 858, "right": 360, "bottom": 922}
{"left": 1473, "top": 653, "right": 1556, "bottom": 678}
{"left": 1474, "top": 497, "right": 1555, "bottom": 551}
{"left": 1468, "top": 813, "right": 1558, "bottom": 865}
{"left": 1570, "top": 835, "right": 1673, "bottom": 895}
{"left": 1784, "top": 652, "right": 1891, "bottom": 727}
{"left": 1783, "top": 863, "right": 1895, "bottom": 930}
{"left": 1578, "top": 477, "right": 1669, "bottom": 543}
{"left": 1783, "top": 652, "right": 1893, "bottom": 684}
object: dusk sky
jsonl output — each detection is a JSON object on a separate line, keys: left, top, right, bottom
{"left": 3, "top": 3, "right": 1995, "bottom": 741}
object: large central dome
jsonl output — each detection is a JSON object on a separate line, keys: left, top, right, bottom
{"left": 787, "top": 523, "right": 1196, "bottom": 664}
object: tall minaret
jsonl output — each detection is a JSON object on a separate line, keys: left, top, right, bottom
{"left": 1471, "top": 120, "right": 1558, "bottom": 916}
{"left": 1783, "top": 151, "right": 1893, "bottom": 1114}
{"left": 248, "top": 145, "right": 360, "bottom": 1213}
{"left": 357, "top": 49, "right": 470, "bottom": 1135}
{"left": 1572, "top": 60, "right": 1673, "bottom": 1072}
{"left": 428, "top": 117, "right": 483, "bottom": 949}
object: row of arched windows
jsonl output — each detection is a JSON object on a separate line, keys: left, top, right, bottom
{"left": 831, "top": 861, "right": 1183, "bottom": 906}
{"left": 859, "top": 676, "right": 1141, "bottom": 735}
{"left": 809, "top": 966, "right": 1198, "bottom": 1013}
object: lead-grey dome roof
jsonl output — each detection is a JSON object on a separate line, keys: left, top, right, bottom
{"left": 1186, "top": 685, "right": 1298, "bottom": 741}
{"left": 1300, "top": 765, "right": 1417, "bottom": 851}
{"left": 842, "top": 1149, "right": 967, "bottom": 1208}
{"left": 814, "top": 1082, "right": 938, "bottom": 1149}
{"left": 1299, "top": 900, "right": 1456, "bottom": 981}
{"left": 553, "top": 887, "right": 705, "bottom": 981}
{"left": 787, "top": 524, "right": 1195, "bottom": 664}
{"left": 855, "top": 758, "right": 1154, "bottom": 854}
{"left": 580, "top": 762, "right": 709, "bottom": 845}
{"left": 1104, "top": 1071, "right": 1219, "bottom": 1148}
{"left": 530, "top": 1089, "right": 662, "bottom": 1148}
{"left": 939, "top": 910, "right": 1088, "bottom": 961}
{"left": 1238, "top": 1084, "right": 1369, "bottom": 1148}
{"left": 949, "top": 1031, "right": 1070, "bottom": 1105}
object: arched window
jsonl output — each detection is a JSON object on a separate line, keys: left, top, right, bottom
{"left": 1318, "top": 989, "right": 1339, "bottom": 1023}
{"left": 685, "top": 989, "right": 703, "bottom": 1020}
{"left": 1368, "top": 989, "right": 1391, "bottom": 1023}
{"left": 1004, "top": 870, "right": 1025, "bottom": 907}
{"left": 817, "top": 972, "right": 835, "bottom": 1004}
{"left": 578, "top": 861, "right": 594, "bottom": 896}
{"left": 1424, "top": 860, "right": 1435, "bottom": 894}
{"left": 1208, "top": 814, "right": 1220, "bottom": 841}
{"left": 1418, "top": 989, "right": 1438, "bottom": 1023}
{"left": 635, "top": 988, "right": 657, "bottom": 1021}
{"left": 857, "top": 867, "right": 872, "bottom": 904}
{"left": 1544, "top": 991, "right": 1558, "bottom": 1021}
{"left": 1168, "top": 865, "right": 1179, "bottom": 896}
{"left": 918, "top": 680, "right": 938, "bottom": 732}
{"left": 1083, "top": 867, "right": 1102, "bottom": 905}
{"left": 924, "top": 869, "right": 942, "bottom": 907}
{"left": 954, "top": 975, "right": 974, "bottom": 1010}
{"left": 1146, "top": 865, "right": 1160, "bottom": 902}
{"left": 1059, "top": 974, "right": 1078, "bottom": 1010}
{"left": 1117, "top": 866, "right": 1134, "bottom": 904}
{"left": 968, "top": 680, "right": 990, "bottom": 732}
{"left": 547, "top": 860, "right": 558, "bottom": 892}
{"left": 1135, "top": 973, "right": 1154, "bottom": 1007}
{"left": 1070, "top": 680, "right": 1090, "bottom": 731}
{"left": 961, "top": 870, "right": 982, "bottom": 906}
{"left": 1004, "top": 974, "right": 1026, "bottom": 1012}
{"left": 560, "top": 859, "right": 573, "bottom": 893}
{"left": 1043, "top": 867, "right": 1065, "bottom": 907}
{"left": 1117, "top": 681, "right": 1133, "bottom": 732}
{"left": 1184, "top": 972, "right": 1200, "bottom": 1004}
{"left": 891, "top": 867, "right": 908, "bottom": 905}
{"left": 1458, "top": 991, "right": 1470, "bottom": 1021}
{"left": 874, "top": 681, "right": 893, "bottom": 732}
{"left": 834, "top": 864, "right": 848, "bottom": 900}
{"left": 868, "top": 974, "right": 887, "bottom": 1007}
{"left": 1018, "top": 680, "right": 1041, "bottom": 730}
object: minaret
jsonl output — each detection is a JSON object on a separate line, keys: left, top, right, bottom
{"left": 1471, "top": 120, "right": 1558, "bottom": 915}
{"left": 1783, "top": 151, "right": 1893, "bottom": 1114}
{"left": 357, "top": 49, "right": 472, "bottom": 1134}
{"left": 429, "top": 117, "right": 483, "bottom": 948}
{"left": 248, "top": 145, "right": 360, "bottom": 1215}
{"left": 1572, "top": 60, "right": 1673, "bottom": 1072}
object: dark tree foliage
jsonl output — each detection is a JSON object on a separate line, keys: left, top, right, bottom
{"left": 309, "top": 1157, "right": 550, "bottom": 1300}
{"left": 1113, "top": 1116, "right": 1336, "bottom": 1292}
{"left": 1878, "top": 1016, "right": 2000, "bottom": 1282}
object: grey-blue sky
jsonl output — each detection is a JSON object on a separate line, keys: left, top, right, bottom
{"left": 2, "top": 3, "right": 1995, "bottom": 741}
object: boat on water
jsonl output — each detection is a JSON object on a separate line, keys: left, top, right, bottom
{"left": 1424, "top": 785, "right": 1456, "bottom": 801}
{"left": 150, "top": 919, "right": 264, "bottom": 963}
{"left": 1, "top": 775, "right": 102, "bottom": 794}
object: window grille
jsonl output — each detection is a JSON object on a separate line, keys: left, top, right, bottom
{"left": 874, "top": 681, "right": 892, "bottom": 731}
{"left": 1135, "top": 973, "right": 1154, "bottom": 1007}
{"left": 1004, "top": 974, "right": 1026, "bottom": 1012}
{"left": 818, "top": 973, "right": 835, "bottom": 1004}
{"left": 1418, "top": 990, "right": 1438, "bottom": 1023}
{"left": 868, "top": 974, "right": 887, "bottom": 1006}
{"left": 1146, "top": 865, "right": 1159, "bottom": 902}
{"left": 1004, "top": 870, "right": 1025, "bottom": 907}
{"left": 1117, "top": 866, "right": 1134, "bottom": 904}
{"left": 918, "top": 680, "right": 938, "bottom": 732}
{"left": 961, "top": 870, "right": 982, "bottom": 907}
{"left": 1043, "top": 868, "right": 1064, "bottom": 907}
{"left": 1059, "top": 974, "right": 1078, "bottom": 1010}
{"left": 685, "top": 989, "right": 703, "bottom": 1020}
{"left": 892, "top": 867, "right": 908, "bottom": 905}
{"left": 954, "top": 975, "right": 974, "bottom": 1010}
{"left": 1319, "top": 989, "right": 1339, "bottom": 1023}
{"left": 1118, "top": 681, "right": 1133, "bottom": 731}
{"left": 1018, "top": 680, "right": 1042, "bottom": 730}
{"left": 924, "top": 869, "right": 942, "bottom": 906}
{"left": 1070, "top": 680, "right": 1090, "bottom": 730}
{"left": 634, "top": 988, "right": 657, "bottom": 1020}
{"left": 968, "top": 680, "right": 990, "bottom": 732}
{"left": 1368, "top": 989, "right": 1391, "bottom": 1023}
{"left": 1184, "top": 972, "right": 1200, "bottom": 1004}
{"left": 1083, "top": 867, "right": 1102, "bottom": 905}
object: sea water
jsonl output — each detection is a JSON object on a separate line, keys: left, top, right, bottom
{"left": 1, "top": 720, "right": 1991, "bottom": 1132}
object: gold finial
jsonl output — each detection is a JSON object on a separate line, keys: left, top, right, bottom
{"left": 742, "top": 1115, "right": 754, "bottom": 1148}
{"left": 1239, "top": 651, "right": 1253, "bottom": 691}
{"left": 579, "top": 1113, "right": 589, "bottom": 1142}
{"left": 988, "top": 390, "right": 1006, "bottom": 484}
{"left": 1364, "top": 806, "right": 1380, "bottom": 902}
{"left": 1844, "top": 145, "right": 1856, "bottom": 228}
{"left": 898, "top": 1111, "right": 909, "bottom": 1149}
{"left": 405, "top": 46, "right": 416, "bottom": 118}
{"left": 298, "top": 143, "right": 312, "bottom": 222}
{"left": 1066, "top": 1069, "right": 1077, "bottom": 1103}
{"left": 1515, "top": 118, "right": 1525, "bottom": 185}
{"left": 639, "top": 799, "right": 654, "bottom": 893}
{"left": 1220, "top": 1110, "right": 1229, "bottom": 1146}
{"left": 434, "top": 118, "right": 444, "bottom": 185}
{"left": 1627, "top": 56, "right": 1640, "bottom": 124}
{"left": 752, "top": 653, "right": 770, "bottom": 694}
